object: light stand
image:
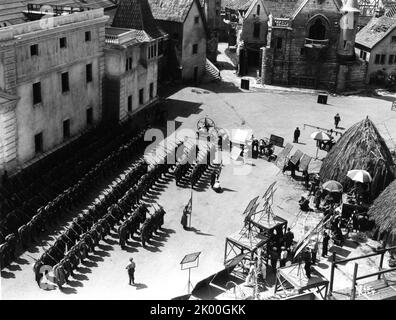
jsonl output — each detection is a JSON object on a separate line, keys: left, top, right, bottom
{"left": 180, "top": 252, "right": 201, "bottom": 295}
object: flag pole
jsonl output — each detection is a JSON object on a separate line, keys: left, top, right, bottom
{"left": 190, "top": 183, "right": 193, "bottom": 228}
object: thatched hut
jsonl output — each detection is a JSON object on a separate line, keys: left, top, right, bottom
{"left": 368, "top": 180, "right": 396, "bottom": 249}
{"left": 319, "top": 117, "right": 395, "bottom": 199}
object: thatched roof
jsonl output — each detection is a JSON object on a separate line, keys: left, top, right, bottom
{"left": 319, "top": 117, "right": 395, "bottom": 199}
{"left": 368, "top": 180, "right": 396, "bottom": 236}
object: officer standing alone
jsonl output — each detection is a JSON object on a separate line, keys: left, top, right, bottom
{"left": 126, "top": 257, "right": 136, "bottom": 286}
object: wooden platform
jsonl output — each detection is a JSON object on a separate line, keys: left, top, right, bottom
{"left": 332, "top": 279, "right": 396, "bottom": 300}
{"left": 227, "top": 231, "right": 267, "bottom": 251}
{"left": 278, "top": 264, "right": 329, "bottom": 292}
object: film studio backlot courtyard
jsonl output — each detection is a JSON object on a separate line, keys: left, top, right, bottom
{"left": 2, "top": 78, "right": 396, "bottom": 299}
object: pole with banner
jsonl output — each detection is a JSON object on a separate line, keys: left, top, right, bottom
{"left": 189, "top": 185, "right": 193, "bottom": 228}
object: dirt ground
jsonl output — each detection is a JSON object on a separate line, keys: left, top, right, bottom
{"left": 2, "top": 44, "right": 396, "bottom": 300}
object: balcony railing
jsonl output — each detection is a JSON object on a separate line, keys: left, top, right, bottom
{"left": 304, "top": 38, "right": 329, "bottom": 49}
{"left": 26, "top": 3, "right": 87, "bottom": 15}
{"left": 105, "top": 28, "right": 135, "bottom": 45}
{"left": 272, "top": 18, "right": 292, "bottom": 28}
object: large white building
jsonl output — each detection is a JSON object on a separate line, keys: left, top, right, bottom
{"left": 0, "top": 9, "right": 108, "bottom": 174}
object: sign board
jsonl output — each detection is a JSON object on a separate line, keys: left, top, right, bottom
{"left": 276, "top": 143, "right": 293, "bottom": 166}
{"left": 290, "top": 149, "right": 303, "bottom": 166}
{"left": 299, "top": 154, "right": 312, "bottom": 172}
{"left": 231, "top": 146, "right": 243, "bottom": 160}
{"left": 269, "top": 134, "right": 284, "bottom": 148}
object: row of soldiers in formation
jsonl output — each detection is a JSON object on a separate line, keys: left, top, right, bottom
{"left": 0, "top": 121, "right": 146, "bottom": 244}
{"left": 32, "top": 154, "right": 168, "bottom": 288}
{"left": 0, "top": 131, "right": 148, "bottom": 270}
{"left": 174, "top": 139, "right": 217, "bottom": 187}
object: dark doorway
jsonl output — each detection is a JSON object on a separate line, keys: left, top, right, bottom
{"left": 309, "top": 19, "right": 326, "bottom": 40}
{"left": 247, "top": 49, "right": 260, "bottom": 67}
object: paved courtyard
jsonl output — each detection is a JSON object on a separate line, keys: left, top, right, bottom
{"left": 2, "top": 47, "right": 396, "bottom": 299}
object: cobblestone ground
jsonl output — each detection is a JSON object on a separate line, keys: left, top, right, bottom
{"left": 2, "top": 46, "right": 396, "bottom": 299}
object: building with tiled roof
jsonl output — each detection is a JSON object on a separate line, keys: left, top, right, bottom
{"left": 103, "top": 0, "right": 165, "bottom": 122}
{"left": 355, "top": 13, "right": 396, "bottom": 83}
{"left": 148, "top": 0, "right": 207, "bottom": 82}
{"left": 231, "top": 0, "right": 367, "bottom": 92}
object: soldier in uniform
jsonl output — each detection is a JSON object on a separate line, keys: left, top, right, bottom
{"left": 18, "top": 224, "right": 31, "bottom": 250}
{"left": 0, "top": 242, "right": 8, "bottom": 269}
{"left": 140, "top": 219, "right": 149, "bottom": 248}
{"left": 53, "top": 262, "right": 66, "bottom": 289}
{"left": 5, "top": 233, "right": 17, "bottom": 263}
{"left": 118, "top": 223, "right": 128, "bottom": 250}
{"left": 78, "top": 239, "right": 89, "bottom": 262}
{"left": 60, "top": 257, "right": 73, "bottom": 284}
{"left": 33, "top": 258, "right": 45, "bottom": 287}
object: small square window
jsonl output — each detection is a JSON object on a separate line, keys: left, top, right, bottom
{"left": 392, "top": 36, "right": 396, "bottom": 43}
{"left": 380, "top": 54, "right": 386, "bottom": 64}
{"left": 60, "top": 37, "right": 67, "bottom": 48}
{"left": 389, "top": 55, "right": 394, "bottom": 64}
{"left": 85, "top": 31, "right": 91, "bottom": 42}
{"left": 63, "top": 119, "right": 70, "bottom": 139}
{"left": 86, "top": 64, "right": 93, "bottom": 83}
{"left": 194, "top": 16, "right": 199, "bottom": 24}
{"left": 375, "top": 54, "right": 380, "bottom": 64}
{"left": 193, "top": 44, "right": 198, "bottom": 54}
{"left": 33, "top": 82, "right": 42, "bottom": 105}
{"left": 300, "top": 48, "right": 305, "bottom": 55}
{"left": 30, "top": 44, "right": 38, "bottom": 56}
{"left": 34, "top": 132, "right": 43, "bottom": 154}
{"left": 128, "top": 95, "right": 132, "bottom": 112}
{"left": 61, "top": 72, "right": 69, "bottom": 93}
{"left": 86, "top": 108, "right": 93, "bottom": 125}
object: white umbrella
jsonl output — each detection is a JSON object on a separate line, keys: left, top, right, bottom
{"left": 310, "top": 131, "right": 331, "bottom": 159}
{"left": 310, "top": 131, "right": 331, "bottom": 141}
{"left": 322, "top": 180, "right": 343, "bottom": 193}
{"left": 347, "top": 170, "right": 372, "bottom": 183}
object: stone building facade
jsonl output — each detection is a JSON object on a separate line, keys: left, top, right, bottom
{"left": 0, "top": 9, "right": 108, "bottom": 174}
{"left": 237, "top": 0, "right": 269, "bottom": 75}
{"left": 234, "top": 0, "right": 367, "bottom": 91}
{"left": 103, "top": 0, "right": 165, "bottom": 123}
{"left": 201, "top": 0, "right": 222, "bottom": 61}
{"left": 355, "top": 13, "right": 396, "bottom": 83}
{"left": 149, "top": 0, "right": 208, "bottom": 83}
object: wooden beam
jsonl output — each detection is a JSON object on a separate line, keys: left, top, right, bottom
{"left": 351, "top": 263, "right": 358, "bottom": 300}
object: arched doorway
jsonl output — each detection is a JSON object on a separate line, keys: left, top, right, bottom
{"left": 308, "top": 19, "right": 326, "bottom": 40}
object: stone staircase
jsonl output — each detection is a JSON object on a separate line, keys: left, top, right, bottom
{"left": 203, "top": 58, "right": 221, "bottom": 83}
